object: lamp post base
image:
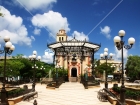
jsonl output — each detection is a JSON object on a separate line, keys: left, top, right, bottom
{"left": 120, "top": 85, "right": 126, "bottom": 105}
{"left": 105, "top": 82, "right": 108, "bottom": 89}
{"left": 56, "top": 80, "right": 59, "bottom": 88}
{"left": 1, "top": 87, "right": 9, "bottom": 105}
{"left": 32, "top": 83, "right": 35, "bottom": 92}
{"left": 85, "top": 80, "right": 88, "bottom": 89}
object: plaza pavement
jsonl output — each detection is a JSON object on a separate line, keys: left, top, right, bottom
{"left": 15, "top": 82, "right": 117, "bottom": 105}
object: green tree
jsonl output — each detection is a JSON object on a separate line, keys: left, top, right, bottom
{"left": 125, "top": 55, "right": 140, "bottom": 81}
{"left": 14, "top": 54, "right": 24, "bottom": 58}
{"left": 7, "top": 59, "right": 25, "bottom": 77}
{"left": 95, "top": 62, "right": 114, "bottom": 77}
{"left": 19, "top": 58, "right": 32, "bottom": 78}
{"left": 0, "top": 59, "right": 25, "bottom": 80}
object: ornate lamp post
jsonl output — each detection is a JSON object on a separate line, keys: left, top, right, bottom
{"left": 40, "top": 66, "right": 45, "bottom": 70}
{"left": 32, "top": 64, "right": 38, "bottom": 84}
{"left": 55, "top": 64, "right": 59, "bottom": 88}
{"left": 80, "top": 49, "right": 84, "bottom": 83}
{"left": 100, "top": 48, "right": 113, "bottom": 89}
{"left": 91, "top": 63, "right": 97, "bottom": 77}
{"left": 0, "top": 36, "right": 15, "bottom": 105}
{"left": 29, "top": 51, "right": 41, "bottom": 91}
{"left": 114, "top": 30, "right": 135, "bottom": 105}
{"left": 111, "top": 64, "right": 116, "bottom": 69}
{"left": 84, "top": 66, "right": 89, "bottom": 89}
{"left": 62, "top": 53, "right": 66, "bottom": 83}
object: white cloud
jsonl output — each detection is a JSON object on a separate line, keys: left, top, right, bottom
{"left": 22, "top": 55, "right": 27, "bottom": 58}
{"left": 31, "top": 10, "right": 70, "bottom": 39}
{"left": 100, "top": 26, "right": 111, "bottom": 39}
{"left": 41, "top": 49, "right": 54, "bottom": 63}
{"left": 31, "top": 36, "right": 35, "bottom": 41}
{"left": 67, "top": 31, "right": 89, "bottom": 41}
{"left": 15, "top": 0, "right": 56, "bottom": 11}
{"left": 114, "top": 46, "right": 128, "bottom": 60}
{"left": 0, "top": 6, "right": 33, "bottom": 46}
{"left": 0, "top": 30, "right": 32, "bottom": 46}
{"left": 33, "top": 28, "right": 41, "bottom": 35}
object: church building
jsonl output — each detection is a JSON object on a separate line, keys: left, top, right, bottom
{"left": 47, "top": 29, "right": 101, "bottom": 81}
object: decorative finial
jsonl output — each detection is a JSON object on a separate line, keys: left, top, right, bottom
{"left": 74, "top": 35, "right": 75, "bottom": 39}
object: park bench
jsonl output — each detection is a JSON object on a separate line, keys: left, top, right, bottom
{"left": 23, "top": 92, "right": 38, "bottom": 101}
{"left": 99, "top": 88, "right": 124, "bottom": 105}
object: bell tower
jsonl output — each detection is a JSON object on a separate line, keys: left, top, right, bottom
{"left": 56, "top": 29, "right": 67, "bottom": 42}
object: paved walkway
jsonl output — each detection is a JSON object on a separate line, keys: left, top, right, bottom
{"left": 16, "top": 82, "right": 113, "bottom": 105}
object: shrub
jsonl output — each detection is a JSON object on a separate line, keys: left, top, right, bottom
{"left": 112, "top": 87, "right": 140, "bottom": 100}
{"left": 112, "top": 86, "right": 121, "bottom": 94}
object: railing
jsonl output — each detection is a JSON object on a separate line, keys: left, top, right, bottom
{"left": 97, "top": 89, "right": 108, "bottom": 102}
{"left": 103, "top": 88, "right": 123, "bottom": 105}
{"left": 22, "top": 88, "right": 38, "bottom": 101}
{"left": 40, "top": 69, "right": 55, "bottom": 84}
{"left": 82, "top": 75, "right": 100, "bottom": 89}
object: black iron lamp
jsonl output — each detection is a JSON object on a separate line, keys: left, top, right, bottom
{"left": 0, "top": 36, "right": 15, "bottom": 105}
{"left": 29, "top": 51, "right": 41, "bottom": 91}
{"left": 114, "top": 30, "right": 135, "bottom": 105}
{"left": 91, "top": 63, "right": 97, "bottom": 77}
{"left": 55, "top": 64, "right": 60, "bottom": 88}
{"left": 40, "top": 66, "right": 45, "bottom": 70}
{"left": 84, "top": 66, "right": 89, "bottom": 89}
{"left": 100, "top": 48, "right": 113, "bottom": 89}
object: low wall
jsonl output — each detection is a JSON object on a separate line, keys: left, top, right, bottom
{"left": 8, "top": 96, "right": 23, "bottom": 105}
{"left": 108, "top": 95, "right": 140, "bottom": 105}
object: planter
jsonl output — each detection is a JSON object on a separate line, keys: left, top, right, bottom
{"left": 8, "top": 96, "right": 23, "bottom": 105}
{"left": 107, "top": 95, "right": 117, "bottom": 105}
{"left": 107, "top": 95, "right": 140, "bottom": 105}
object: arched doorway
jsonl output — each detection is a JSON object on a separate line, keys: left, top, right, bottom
{"left": 71, "top": 68, "right": 77, "bottom": 77}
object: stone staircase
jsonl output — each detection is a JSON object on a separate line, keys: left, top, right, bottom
{"left": 59, "top": 82, "right": 84, "bottom": 90}
{"left": 69, "top": 77, "right": 77, "bottom": 82}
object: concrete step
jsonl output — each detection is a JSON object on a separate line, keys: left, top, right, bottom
{"left": 59, "top": 82, "right": 85, "bottom": 90}
{"left": 15, "top": 100, "right": 34, "bottom": 105}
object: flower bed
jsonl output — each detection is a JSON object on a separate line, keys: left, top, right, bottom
{"left": 111, "top": 86, "right": 140, "bottom": 101}
{"left": 0, "top": 87, "right": 32, "bottom": 99}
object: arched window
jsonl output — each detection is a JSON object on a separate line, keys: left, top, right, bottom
{"left": 59, "top": 37, "right": 61, "bottom": 41}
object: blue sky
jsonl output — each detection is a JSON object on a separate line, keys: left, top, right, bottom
{"left": 0, "top": 0, "right": 139, "bottom": 63}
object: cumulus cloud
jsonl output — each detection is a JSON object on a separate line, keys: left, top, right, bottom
{"left": 114, "top": 46, "right": 128, "bottom": 60}
{"left": 41, "top": 49, "right": 54, "bottom": 63}
{"left": 22, "top": 55, "right": 27, "bottom": 58}
{"left": 67, "top": 31, "right": 89, "bottom": 41}
{"left": 15, "top": 0, "right": 56, "bottom": 11}
{"left": 33, "top": 28, "right": 41, "bottom": 35}
{"left": 31, "top": 10, "right": 70, "bottom": 39}
{"left": 0, "top": 6, "right": 32, "bottom": 46}
{"left": 31, "top": 36, "right": 35, "bottom": 41}
{"left": 100, "top": 26, "right": 111, "bottom": 39}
